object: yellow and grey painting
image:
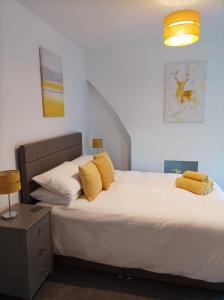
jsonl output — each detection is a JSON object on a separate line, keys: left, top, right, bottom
{"left": 39, "top": 47, "right": 64, "bottom": 117}
{"left": 164, "top": 61, "right": 206, "bottom": 123}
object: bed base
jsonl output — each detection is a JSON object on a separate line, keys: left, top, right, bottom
{"left": 54, "top": 255, "right": 224, "bottom": 292}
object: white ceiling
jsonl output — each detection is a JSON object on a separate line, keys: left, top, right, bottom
{"left": 17, "top": 0, "right": 224, "bottom": 50}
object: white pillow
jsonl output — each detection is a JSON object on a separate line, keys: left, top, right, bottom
{"left": 32, "top": 161, "right": 81, "bottom": 200}
{"left": 70, "top": 155, "right": 93, "bottom": 166}
{"left": 31, "top": 187, "right": 78, "bottom": 206}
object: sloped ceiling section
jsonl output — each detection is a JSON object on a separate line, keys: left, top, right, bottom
{"left": 88, "top": 81, "right": 131, "bottom": 171}
{"left": 16, "top": 0, "right": 224, "bottom": 50}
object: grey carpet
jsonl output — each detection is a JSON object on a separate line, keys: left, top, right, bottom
{"left": 36, "top": 266, "right": 224, "bottom": 300}
{"left": 1, "top": 266, "right": 224, "bottom": 300}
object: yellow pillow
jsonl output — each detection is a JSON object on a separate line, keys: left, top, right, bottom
{"left": 92, "top": 155, "right": 113, "bottom": 190}
{"left": 79, "top": 162, "right": 102, "bottom": 201}
{"left": 183, "top": 171, "right": 208, "bottom": 182}
{"left": 94, "top": 151, "right": 114, "bottom": 182}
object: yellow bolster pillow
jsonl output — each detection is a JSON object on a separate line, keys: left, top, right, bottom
{"left": 79, "top": 162, "right": 102, "bottom": 201}
{"left": 176, "top": 177, "right": 213, "bottom": 195}
{"left": 183, "top": 171, "right": 208, "bottom": 182}
{"left": 94, "top": 151, "right": 115, "bottom": 182}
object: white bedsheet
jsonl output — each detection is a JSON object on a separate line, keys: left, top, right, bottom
{"left": 49, "top": 171, "right": 224, "bottom": 282}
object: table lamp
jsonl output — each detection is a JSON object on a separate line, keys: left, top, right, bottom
{"left": 92, "top": 138, "right": 103, "bottom": 153}
{"left": 0, "top": 170, "right": 21, "bottom": 219}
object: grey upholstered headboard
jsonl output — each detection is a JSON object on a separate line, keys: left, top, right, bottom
{"left": 18, "top": 132, "right": 82, "bottom": 204}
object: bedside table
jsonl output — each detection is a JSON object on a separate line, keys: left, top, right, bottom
{"left": 0, "top": 203, "right": 52, "bottom": 300}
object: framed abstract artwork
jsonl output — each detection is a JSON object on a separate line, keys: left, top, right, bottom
{"left": 39, "top": 47, "right": 64, "bottom": 117}
{"left": 164, "top": 61, "right": 206, "bottom": 123}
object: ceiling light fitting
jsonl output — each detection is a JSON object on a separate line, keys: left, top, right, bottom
{"left": 164, "top": 9, "right": 200, "bottom": 47}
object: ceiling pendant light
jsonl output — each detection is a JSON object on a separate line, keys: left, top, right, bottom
{"left": 164, "top": 8, "right": 200, "bottom": 47}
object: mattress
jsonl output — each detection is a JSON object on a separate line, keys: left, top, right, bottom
{"left": 47, "top": 171, "right": 224, "bottom": 282}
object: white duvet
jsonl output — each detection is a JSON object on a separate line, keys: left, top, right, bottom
{"left": 50, "top": 171, "right": 224, "bottom": 282}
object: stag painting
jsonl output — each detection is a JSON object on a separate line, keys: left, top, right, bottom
{"left": 174, "top": 71, "right": 194, "bottom": 103}
{"left": 164, "top": 61, "right": 206, "bottom": 123}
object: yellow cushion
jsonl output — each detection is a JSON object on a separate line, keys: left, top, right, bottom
{"left": 94, "top": 151, "right": 114, "bottom": 182}
{"left": 176, "top": 177, "right": 213, "bottom": 195}
{"left": 92, "top": 155, "right": 113, "bottom": 190}
{"left": 183, "top": 171, "right": 208, "bottom": 182}
{"left": 79, "top": 162, "right": 102, "bottom": 201}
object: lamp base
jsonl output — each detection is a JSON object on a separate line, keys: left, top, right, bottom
{"left": 2, "top": 211, "right": 18, "bottom": 220}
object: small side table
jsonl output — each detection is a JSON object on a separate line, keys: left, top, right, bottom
{"left": 0, "top": 203, "right": 52, "bottom": 300}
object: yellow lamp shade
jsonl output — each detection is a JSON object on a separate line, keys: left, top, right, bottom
{"left": 92, "top": 138, "right": 103, "bottom": 149}
{"left": 164, "top": 9, "right": 200, "bottom": 47}
{"left": 0, "top": 170, "right": 21, "bottom": 194}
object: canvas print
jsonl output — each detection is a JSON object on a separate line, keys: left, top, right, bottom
{"left": 39, "top": 47, "right": 64, "bottom": 117}
{"left": 164, "top": 160, "right": 198, "bottom": 174}
{"left": 164, "top": 61, "right": 206, "bottom": 123}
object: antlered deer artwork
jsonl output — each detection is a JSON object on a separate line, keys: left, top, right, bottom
{"left": 174, "top": 71, "right": 194, "bottom": 103}
{"left": 164, "top": 61, "right": 206, "bottom": 123}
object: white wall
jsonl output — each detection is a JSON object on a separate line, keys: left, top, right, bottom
{"left": 87, "top": 41, "right": 224, "bottom": 188}
{"left": 0, "top": 0, "right": 90, "bottom": 210}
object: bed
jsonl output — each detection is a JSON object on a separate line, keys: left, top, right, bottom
{"left": 18, "top": 132, "right": 224, "bottom": 291}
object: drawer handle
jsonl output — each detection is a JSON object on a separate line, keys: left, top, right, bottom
{"left": 40, "top": 268, "right": 45, "bottom": 276}
{"left": 39, "top": 248, "right": 45, "bottom": 256}
{"left": 38, "top": 227, "right": 44, "bottom": 235}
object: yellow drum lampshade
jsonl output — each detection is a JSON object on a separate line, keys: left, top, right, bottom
{"left": 164, "top": 9, "right": 200, "bottom": 47}
{"left": 0, "top": 170, "right": 21, "bottom": 195}
{"left": 92, "top": 138, "right": 103, "bottom": 149}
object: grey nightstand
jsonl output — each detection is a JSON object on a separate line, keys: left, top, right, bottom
{"left": 0, "top": 203, "right": 52, "bottom": 300}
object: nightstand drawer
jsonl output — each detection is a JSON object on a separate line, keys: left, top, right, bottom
{"left": 27, "top": 214, "right": 51, "bottom": 270}
{"left": 29, "top": 257, "right": 51, "bottom": 296}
